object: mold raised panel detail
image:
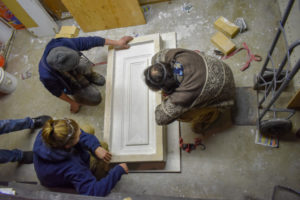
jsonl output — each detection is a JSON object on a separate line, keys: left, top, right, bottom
{"left": 104, "top": 34, "right": 163, "bottom": 162}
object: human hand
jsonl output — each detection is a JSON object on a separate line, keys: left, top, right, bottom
{"left": 95, "top": 146, "right": 112, "bottom": 163}
{"left": 117, "top": 36, "right": 134, "bottom": 49}
{"left": 70, "top": 102, "right": 81, "bottom": 113}
{"left": 119, "top": 163, "right": 129, "bottom": 173}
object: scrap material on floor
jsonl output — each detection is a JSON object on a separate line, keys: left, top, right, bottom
{"left": 214, "top": 16, "right": 240, "bottom": 38}
{"left": 255, "top": 130, "right": 279, "bottom": 148}
{"left": 221, "top": 42, "right": 262, "bottom": 71}
{"left": 55, "top": 25, "right": 79, "bottom": 38}
{"left": 211, "top": 31, "right": 236, "bottom": 55}
{"left": 234, "top": 18, "right": 247, "bottom": 33}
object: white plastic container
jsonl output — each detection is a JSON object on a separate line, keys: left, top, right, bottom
{"left": 0, "top": 68, "right": 17, "bottom": 94}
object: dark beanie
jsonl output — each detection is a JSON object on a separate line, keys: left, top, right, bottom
{"left": 46, "top": 47, "right": 80, "bottom": 71}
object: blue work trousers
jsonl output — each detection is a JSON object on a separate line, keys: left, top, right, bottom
{"left": 0, "top": 117, "right": 34, "bottom": 163}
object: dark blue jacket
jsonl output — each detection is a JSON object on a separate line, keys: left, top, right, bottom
{"left": 39, "top": 37, "right": 105, "bottom": 97}
{"left": 33, "top": 130, "right": 125, "bottom": 196}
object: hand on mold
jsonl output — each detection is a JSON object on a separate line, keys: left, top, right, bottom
{"left": 117, "top": 36, "right": 134, "bottom": 49}
{"left": 95, "top": 146, "right": 112, "bottom": 163}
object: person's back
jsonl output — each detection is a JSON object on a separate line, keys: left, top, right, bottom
{"left": 33, "top": 131, "right": 89, "bottom": 188}
{"left": 144, "top": 48, "right": 235, "bottom": 129}
{"left": 33, "top": 119, "right": 128, "bottom": 196}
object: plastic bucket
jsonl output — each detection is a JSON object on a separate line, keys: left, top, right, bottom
{"left": 0, "top": 55, "right": 5, "bottom": 68}
{"left": 0, "top": 68, "right": 17, "bottom": 94}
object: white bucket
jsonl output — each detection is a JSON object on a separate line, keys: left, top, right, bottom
{"left": 0, "top": 68, "right": 17, "bottom": 94}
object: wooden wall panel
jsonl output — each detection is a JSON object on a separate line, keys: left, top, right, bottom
{"left": 1, "top": 0, "right": 37, "bottom": 28}
{"left": 40, "top": 0, "right": 68, "bottom": 19}
{"left": 61, "top": 0, "right": 146, "bottom": 32}
{"left": 139, "top": 0, "right": 170, "bottom": 6}
{"left": 16, "top": 0, "right": 58, "bottom": 37}
{"left": 287, "top": 89, "right": 300, "bottom": 109}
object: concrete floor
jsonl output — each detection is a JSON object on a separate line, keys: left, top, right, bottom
{"left": 0, "top": 0, "right": 300, "bottom": 199}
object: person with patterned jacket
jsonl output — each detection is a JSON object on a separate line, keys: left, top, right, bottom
{"left": 144, "top": 48, "right": 235, "bottom": 132}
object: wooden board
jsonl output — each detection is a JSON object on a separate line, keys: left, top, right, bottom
{"left": 40, "top": 0, "right": 68, "bottom": 19}
{"left": 16, "top": 0, "right": 58, "bottom": 37}
{"left": 1, "top": 0, "right": 38, "bottom": 28}
{"left": 287, "top": 89, "right": 300, "bottom": 109}
{"left": 139, "top": 0, "right": 170, "bottom": 5}
{"left": 61, "top": 0, "right": 146, "bottom": 32}
{"left": 211, "top": 31, "right": 236, "bottom": 55}
{"left": 104, "top": 34, "right": 164, "bottom": 163}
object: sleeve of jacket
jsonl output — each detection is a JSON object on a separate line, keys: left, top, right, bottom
{"left": 78, "top": 130, "right": 101, "bottom": 152}
{"left": 69, "top": 37, "right": 105, "bottom": 51}
{"left": 155, "top": 98, "right": 189, "bottom": 125}
{"left": 66, "top": 164, "right": 126, "bottom": 196}
{"left": 40, "top": 77, "right": 65, "bottom": 97}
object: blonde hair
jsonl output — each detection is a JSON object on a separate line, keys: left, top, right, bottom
{"left": 42, "top": 119, "right": 79, "bottom": 148}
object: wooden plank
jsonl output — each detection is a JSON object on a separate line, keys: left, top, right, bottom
{"left": 1, "top": 0, "right": 38, "bottom": 28}
{"left": 61, "top": 0, "right": 146, "bottom": 32}
{"left": 211, "top": 31, "right": 236, "bottom": 55}
{"left": 17, "top": 0, "right": 58, "bottom": 37}
{"left": 110, "top": 161, "right": 166, "bottom": 170}
{"left": 104, "top": 34, "right": 164, "bottom": 163}
{"left": 139, "top": 0, "right": 170, "bottom": 5}
{"left": 40, "top": 0, "right": 68, "bottom": 19}
{"left": 214, "top": 16, "right": 240, "bottom": 38}
{"left": 287, "top": 89, "right": 300, "bottom": 109}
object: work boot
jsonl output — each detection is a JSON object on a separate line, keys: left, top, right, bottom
{"left": 19, "top": 151, "right": 33, "bottom": 164}
{"left": 32, "top": 115, "right": 52, "bottom": 129}
{"left": 88, "top": 72, "right": 106, "bottom": 86}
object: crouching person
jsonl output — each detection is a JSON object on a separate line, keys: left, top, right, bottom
{"left": 144, "top": 48, "right": 235, "bottom": 132}
{"left": 33, "top": 118, "right": 128, "bottom": 196}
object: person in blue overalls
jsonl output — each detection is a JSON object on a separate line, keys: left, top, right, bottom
{"left": 39, "top": 36, "right": 133, "bottom": 113}
{"left": 33, "top": 118, "right": 128, "bottom": 196}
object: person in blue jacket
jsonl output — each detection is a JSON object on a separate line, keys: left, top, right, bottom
{"left": 39, "top": 36, "right": 133, "bottom": 113}
{"left": 33, "top": 118, "right": 128, "bottom": 196}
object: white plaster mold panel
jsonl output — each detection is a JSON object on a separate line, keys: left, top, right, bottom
{"left": 104, "top": 34, "right": 164, "bottom": 163}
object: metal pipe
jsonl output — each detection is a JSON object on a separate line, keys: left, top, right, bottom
{"left": 258, "top": 41, "right": 300, "bottom": 107}
{"left": 258, "top": 0, "right": 295, "bottom": 76}
{"left": 259, "top": 59, "right": 300, "bottom": 121}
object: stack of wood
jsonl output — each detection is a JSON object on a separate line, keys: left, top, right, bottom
{"left": 55, "top": 26, "right": 79, "bottom": 38}
{"left": 211, "top": 16, "right": 240, "bottom": 55}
